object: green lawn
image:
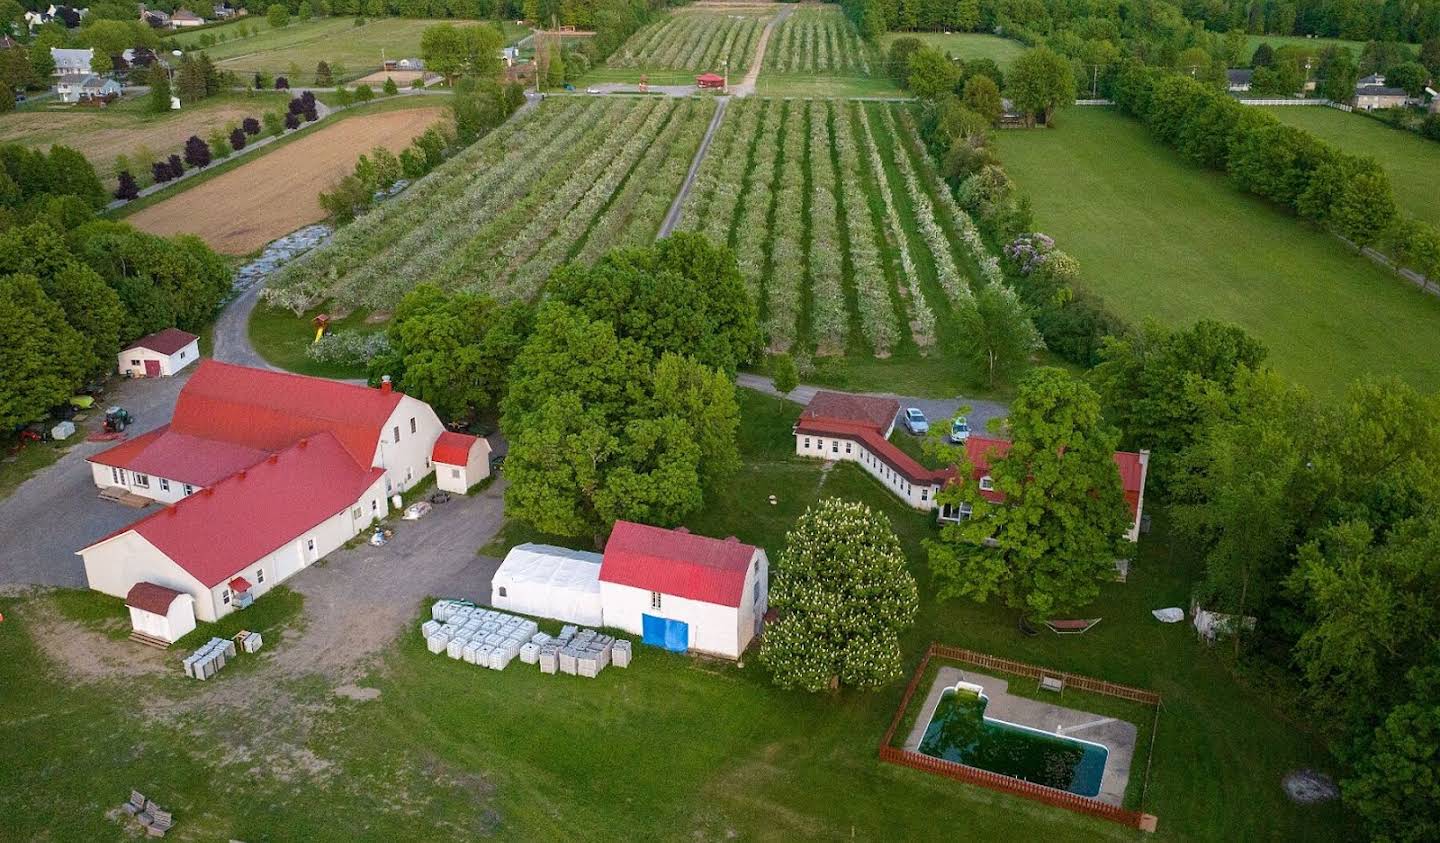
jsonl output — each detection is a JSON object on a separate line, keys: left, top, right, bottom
{"left": 994, "top": 107, "right": 1440, "bottom": 397}
{"left": 882, "top": 31, "right": 1027, "bottom": 69}
{"left": 1241, "top": 34, "right": 1418, "bottom": 61}
{"left": 0, "top": 438, "right": 75, "bottom": 500}
{"left": 175, "top": 16, "right": 477, "bottom": 84}
{"left": 1265, "top": 105, "right": 1440, "bottom": 227}
{"left": 0, "top": 388, "right": 1349, "bottom": 839}
{"left": 753, "top": 74, "right": 906, "bottom": 97}
{"left": 247, "top": 302, "right": 383, "bottom": 380}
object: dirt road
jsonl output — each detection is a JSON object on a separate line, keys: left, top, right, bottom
{"left": 127, "top": 107, "right": 445, "bottom": 255}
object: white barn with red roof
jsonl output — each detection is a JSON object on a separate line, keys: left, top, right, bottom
{"left": 432, "top": 431, "right": 490, "bottom": 493}
{"left": 118, "top": 327, "right": 199, "bottom": 378}
{"left": 78, "top": 361, "right": 450, "bottom": 623}
{"left": 598, "top": 521, "right": 768, "bottom": 660}
{"left": 794, "top": 392, "right": 1149, "bottom": 542}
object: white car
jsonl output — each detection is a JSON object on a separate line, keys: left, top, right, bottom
{"left": 586, "top": 86, "right": 601, "bottom": 94}
{"left": 904, "top": 407, "right": 928, "bottom": 435}
{"left": 950, "top": 416, "right": 970, "bottom": 443}
{"left": 402, "top": 501, "right": 432, "bottom": 521}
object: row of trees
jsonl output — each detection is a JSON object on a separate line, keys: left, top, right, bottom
{"left": 1, "top": 143, "right": 230, "bottom": 431}
{"left": 1112, "top": 64, "right": 1440, "bottom": 278}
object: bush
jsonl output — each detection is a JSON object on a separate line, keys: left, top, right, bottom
{"left": 263, "top": 111, "right": 283, "bottom": 136}
{"left": 770, "top": 353, "right": 798, "bottom": 394}
{"left": 208, "top": 130, "right": 231, "bottom": 161}
{"left": 242, "top": 117, "right": 261, "bottom": 135}
{"left": 353, "top": 83, "right": 374, "bottom": 102}
{"left": 167, "top": 154, "right": 184, "bottom": 177}
{"left": 151, "top": 160, "right": 174, "bottom": 183}
{"left": 275, "top": 76, "right": 289, "bottom": 90}
{"left": 284, "top": 111, "right": 300, "bottom": 130}
{"left": 287, "top": 96, "right": 305, "bottom": 115}
{"left": 183, "top": 135, "right": 211, "bottom": 169}
{"left": 383, "top": 76, "right": 399, "bottom": 96}
{"left": 229, "top": 127, "right": 247, "bottom": 151}
{"left": 304, "top": 330, "right": 391, "bottom": 365}
{"left": 303, "top": 104, "right": 318, "bottom": 122}
{"left": 114, "top": 171, "right": 139, "bottom": 201}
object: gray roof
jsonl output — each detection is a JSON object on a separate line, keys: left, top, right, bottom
{"left": 50, "top": 47, "right": 92, "bottom": 63}
{"left": 1356, "top": 84, "right": 1409, "bottom": 98}
{"left": 1226, "top": 69, "right": 1253, "bottom": 84}
{"left": 56, "top": 73, "right": 91, "bottom": 84}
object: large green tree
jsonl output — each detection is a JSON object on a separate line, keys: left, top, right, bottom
{"left": 952, "top": 282, "right": 1042, "bottom": 387}
{"left": 420, "top": 21, "right": 503, "bottom": 85}
{"left": 1006, "top": 47, "right": 1076, "bottom": 126}
{"left": 926, "top": 367, "right": 1130, "bottom": 619}
{"left": 0, "top": 273, "right": 89, "bottom": 430}
{"left": 1343, "top": 654, "right": 1440, "bottom": 842}
{"left": 760, "top": 498, "right": 918, "bottom": 692}
{"left": 906, "top": 45, "right": 960, "bottom": 99}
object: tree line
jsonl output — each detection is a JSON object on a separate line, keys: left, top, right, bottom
{"left": 0, "top": 144, "right": 230, "bottom": 432}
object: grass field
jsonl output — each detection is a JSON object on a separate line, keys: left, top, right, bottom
{"left": 1241, "top": 33, "right": 1419, "bottom": 61}
{"left": 127, "top": 104, "right": 447, "bottom": 255}
{"left": 607, "top": 3, "right": 774, "bottom": 73}
{"left": 248, "top": 303, "right": 383, "bottom": 380}
{"left": 677, "top": 99, "right": 999, "bottom": 389}
{"left": 1265, "top": 105, "right": 1440, "bottom": 227}
{"left": 266, "top": 96, "right": 713, "bottom": 311}
{"left": 0, "top": 92, "right": 290, "bottom": 187}
{"left": 995, "top": 107, "right": 1440, "bottom": 397}
{"left": 881, "top": 31, "right": 1026, "bottom": 69}
{"left": 177, "top": 16, "right": 477, "bottom": 85}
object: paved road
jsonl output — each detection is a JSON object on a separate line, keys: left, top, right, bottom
{"left": 656, "top": 96, "right": 728, "bottom": 239}
{"left": 0, "top": 373, "right": 192, "bottom": 587}
{"left": 736, "top": 373, "right": 1010, "bottom": 438}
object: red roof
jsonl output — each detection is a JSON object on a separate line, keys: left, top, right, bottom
{"left": 125, "top": 581, "right": 184, "bottom": 615}
{"left": 799, "top": 391, "right": 900, "bottom": 433}
{"left": 795, "top": 417, "right": 953, "bottom": 485}
{"left": 89, "top": 424, "right": 271, "bottom": 487}
{"left": 124, "top": 327, "right": 198, "bottom": 356}
{"left": 168, "top": 360, "right": 402, "bottom": 466}
{"left": 432, "top": 431, "right": 477, "bottom": 465}
{"left": 229, "top": 576, "right": 252, "bottom": 592}
{"left": 87, "top": 432, "right": 385, "bottom": 588}
{"left": 963, "top": 435, "right": 1147, "bottom": 517}
{"left": 600, "top": 521, "right": 757, "bottom": 608}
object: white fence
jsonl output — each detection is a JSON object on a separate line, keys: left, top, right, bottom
{"left": 1236, "top": 97, "right": 1354, "bottom": 112}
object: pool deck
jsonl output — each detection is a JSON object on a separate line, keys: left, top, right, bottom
{"left": 903, "top": 666, "right": 1137, "bottom": 807}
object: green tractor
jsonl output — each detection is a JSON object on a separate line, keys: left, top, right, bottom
{"left": 103, "top": 407, "right": 134, "bottom": 433}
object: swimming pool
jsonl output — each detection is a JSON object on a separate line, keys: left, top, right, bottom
{"left": 918, "top": 686, "right": 1109, "bottom": 798}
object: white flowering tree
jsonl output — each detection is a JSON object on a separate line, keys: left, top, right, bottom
{"left": 760, "top": 499, "right": 918, "bottom": 692}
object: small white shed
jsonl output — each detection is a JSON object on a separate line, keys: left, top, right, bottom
{"left": 491, "top": 543, "right": 604, "bottom": 626}
{"left": 432, "top": 431, "right": 490, "bottom": 493}
{"left": 125, "top": 581, "right": 196, "bottom": 644}
{"left": 119, "top": 327, "right": 200, "bottom": 378}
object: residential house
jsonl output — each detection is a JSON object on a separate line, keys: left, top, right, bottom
{"left": 213, "top": 3, "right": 239, "bottom": 19}
{"left": 50, "top": 46, "right": 92, "bottom": 76}
{"left": 27, "top": 5, "right": 86, "bottom": 30}
{"left": 1226, "top": 68, "right": 1252, "bottom": 92}
{"left": 76, "top": 75, "right": 122, "bottom": 102}
{"left": 79, "top": 361, "right": 452, "bottom": 631}
{"left": 792, "top": 392, "right": 1150, "bottom": 542}
{"left": 118, "top": 328, "right": 200, "bottom": 378}
{"left": 1354, "top": 82, "right": 1411, "bottom": 110}
{"left": 169, "top": 8, "right": 204, "bottom": 28}
{"left": 139, "top": 6, "right": 170, "bottom": 27}
{"left": 598, "top": 521, "right": 768, "bottom": 660}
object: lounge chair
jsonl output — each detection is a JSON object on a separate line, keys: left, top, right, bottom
{"left": 1044, "top": 618, "right": 1102, "bottom": 635}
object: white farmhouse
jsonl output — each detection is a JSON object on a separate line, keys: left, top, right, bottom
{"left": 118, "top": 327, "right": 199, "bottom": 378}
{"left": 598, "top": 521, "right": 768, "bottom": 660}
{"left": 50, "top": 47, "right": 93, "bottom": 76}
{"left": 79, "top": 361, "right": 451, "bottom": 632}
{"left": 432, "top": 431, "right": 490, "bottom": 493}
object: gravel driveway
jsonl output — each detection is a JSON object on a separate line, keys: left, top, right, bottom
{"left": 736, "top": 373, "right": 1009, "bottom": 438}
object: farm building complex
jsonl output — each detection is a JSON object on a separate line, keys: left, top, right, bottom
{"left": 793, "top": 391, "right": 1149, "bottom": 540}
{"left": 77, "top": 361, "right": 479, "bottom": 637}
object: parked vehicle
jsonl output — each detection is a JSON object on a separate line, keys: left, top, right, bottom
{"left": 103, "top": 407, "right": 133, "bottom": 433}
{"left": 403, "top": 501, "right": 432, "bottom": 520}
{"left": 904, "top": 407, "right": 928, "bottom": 435}
{"left": 428, "top": 490, "right": 452, "bottom": 505}
{"left": 586, "top": 86, "right": 600, "bottom": 94}
{"left": 949, "top": 416, "right": 970, "bottom": 443}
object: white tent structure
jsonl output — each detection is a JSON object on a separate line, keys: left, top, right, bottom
{"left": 491, "top": 544, "right": 604, "bottom": 626}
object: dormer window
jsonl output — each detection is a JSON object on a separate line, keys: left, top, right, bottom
{"left": 979, "top": 476, "right": 994, "bottom": 491}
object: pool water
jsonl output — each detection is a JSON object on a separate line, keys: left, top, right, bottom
{"left": 918, "top": 688, "right": 1108, "bottom": 797}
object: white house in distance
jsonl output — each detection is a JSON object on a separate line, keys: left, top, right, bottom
{"left": 792, "top": 391, "right": 1150, "bottom": 542}
{"left": 50, "top": 47, "right": 92, "bottom": 75}
{"left": 79, "top": 361, "right": 449, "bottom": 630}
{"left": 598, "top": 521, "right": 768, "bottom": 659}
{"left": 492, "top": 522, "right": 770, "bottom": 660}
{"left": 118, "top": 327, "right": 200, "bottom": 378}
{"left": 432, "top": 431, "right": 491, "bottom": 493}
{"left": 125, "top": 581, "right": 196, "bottom": 645}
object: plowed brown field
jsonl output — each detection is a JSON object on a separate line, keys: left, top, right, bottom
{"left": 127, "top": 107, "right": 445, "bottom": 255}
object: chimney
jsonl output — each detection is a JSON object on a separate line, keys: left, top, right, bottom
{"left": 298, "top": 437, "right": 308, "bottom": 448}
{"left": 202, "top": 487, "right": 214, "bottom": 497}
{"left": 267, "top": 453, "right": 279, "bottom": 464}
{"left": 237, "top": 469, "right": 246, "bottom": 480}
{"left": 380, "top": 375, "right": 393, "bottom": 394}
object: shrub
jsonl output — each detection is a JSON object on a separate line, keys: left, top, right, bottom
{"left": 303, "top": 104, "right": 318, "bottom": 122}
{"left": 353, "top": 83, "right": 374, "bottom": 102}
{"left": 242, "top": 117, "right": 261, "bottom": 135}
{"left": 411, "top": 77, "right": 425, "bottom": 90}
{"left": 114, "top": 171, "right": 140, "bottom": 201}
{"left": 287, "top": 96, "right": 305, "bottom": 115}
{"left": 263, "top": 111, "right": 283, "bottom": 135}
{"left": 151, "top": 160, "right": 174, "bottom": 183}
{"left": 229, "top": 127, "right": 247, "bottom": 151}
{"left": 383, "top": 76, "right": 398, "bottom": 96}
{"left": 167, "top": 154, "right": 184, "bottom": 177}
{"left": 284, "top": 111, "right": 300, "bottom": 130}
{"left": 315, "top": 61, "right": 332, "bottom": 86}
{"left": 183, "top": 135, "right": 211, "bottom": 169}
{"left": 301, "top": 90, "right": 316, "bottom": 108}
{"left": 208, "top": 130, "right": 231, "bottom": 161}
{"left": 275, "top": 76, "right": 289, "bottom": 90}
{"left": 305, "top": 330, "right": 391, "bottom": 365}
{"left": 399, "top": 147, "right": 427, "bottom": 180}
{"left": 770, "top": 353, "right": 798, "bottom": 394}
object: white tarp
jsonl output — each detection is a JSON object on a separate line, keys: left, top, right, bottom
{"left": 492, "top": 543, "right": 604, "bottom": 626}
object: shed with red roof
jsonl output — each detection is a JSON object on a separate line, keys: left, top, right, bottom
{"left": 118, "top": 327, "right": 200, "bottom": 378}
{"left": 432, "top": 431, "right": 491, "bottom": 493}
{"left": 598, "top": 521, "right": 768, "bottom": 659}
{"left": 124, "top": 581, "right": 195, "bottom": 644}
{"left": 695, "top": 72, "right": 725, "bottom": 89}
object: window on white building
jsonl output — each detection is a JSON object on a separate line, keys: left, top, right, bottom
{"left": 498, "top": 586, "right": 508, "bottom": 597}
{"left": 393, "top": 426, "right": 401, "bottom": 443}
{"left": 111, "top": 467, "right": 122, "bottom": 484}
{"left": 159, "top": 478, "right": 170, "bottom": 492}
{"left": 183, "top": 484, "right": 194, "bottom": 496}
{"left": 979, "top": 476, "right": 994, "bottom": 491}
{"left": 371, "top": 499, "right": 379, "bottom": 513}
{"left": 451, "top": 468, "right": 461, "bottom": 479}
{"left": 831, "top": 441, "right": 839, "bottom": 454}
{"left": 921, "top": 488, "right": 929, "bottom": 502}
{"left": 221, "top": 589, "right": 230, "bottom": 605}
{"left": 257, "top": 569, "right": 265, "bottom": 584}
{"left": 132, "top": 473, "right": 150, "bottom": 489}
{"left": 804, "top": 437, "right": 810, "bottom": 448}
{"left": 409, "top": 417, "right": 417, "bottom": 434}
{"left": 650, "top": 591, "right": 663, "bottom": 610}
{"left": 130, "top": 359, "right": 141, "bottom": 367}
{"left": 179, "top": 350, "right": 186, "bottom": 359}
{"left": 353, "top": 506, "right": 362, "bottom": 519}
{"left": 845, "top": 442, "right": 852, "bottom": 455}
